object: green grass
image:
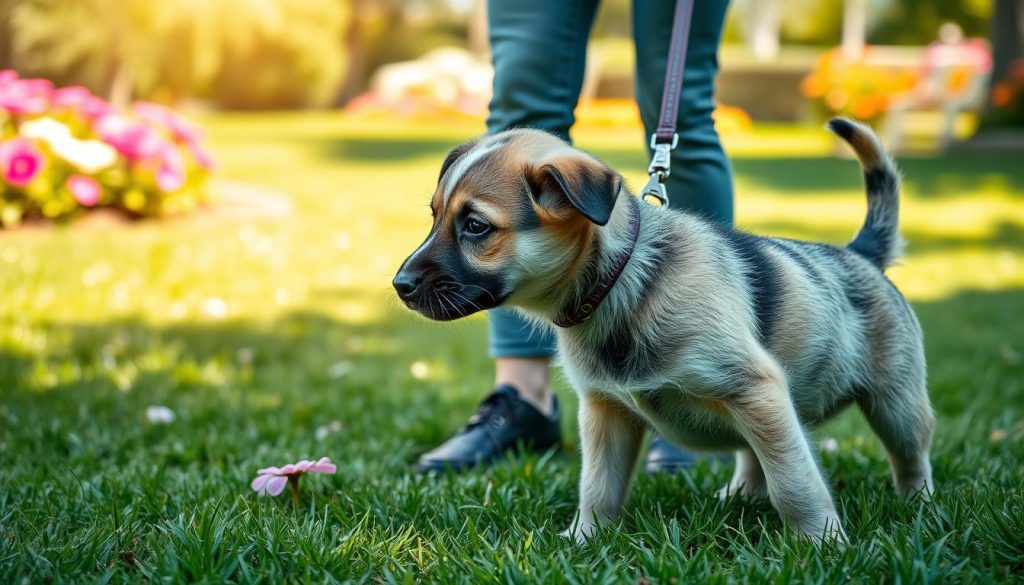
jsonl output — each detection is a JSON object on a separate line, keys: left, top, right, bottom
{"left": 1, "top": 113, "right": 1022, "bottom": 583}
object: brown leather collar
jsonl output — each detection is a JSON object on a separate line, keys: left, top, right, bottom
{"left": 552, "top": 196, "right": 641, "bottom": 328}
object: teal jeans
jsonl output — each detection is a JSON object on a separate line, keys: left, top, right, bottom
{"left": 486, "top": 0, "right": 734, "bottom": 358}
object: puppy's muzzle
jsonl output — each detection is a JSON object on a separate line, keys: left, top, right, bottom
{"left": 393, "top": 267, "right": 425, "bottom": 306}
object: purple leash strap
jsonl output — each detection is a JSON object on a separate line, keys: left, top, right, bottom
{"left": 640, "top": 0, "right": 693, "bottom": 208}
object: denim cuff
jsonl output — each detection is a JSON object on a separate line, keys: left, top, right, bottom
{"left": 487, "top": 307, "right": 557, "bottom": 358}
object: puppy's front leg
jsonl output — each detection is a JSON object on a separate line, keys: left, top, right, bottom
{"left": 726, "top": 366, "right": 847, "bottom": 543}
{"left": 566, "top": 392, "right": 645, "bottom": 543}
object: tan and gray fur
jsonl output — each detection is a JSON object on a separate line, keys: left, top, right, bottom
{"left": 393, "top": 118, "right": 934, "bottom": 543}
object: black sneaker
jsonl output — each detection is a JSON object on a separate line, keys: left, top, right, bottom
{"left": 644, "top": 435, "right": 731, "bottom": 473}
{"left": 415, "top": 385, "right": 561, "bottom": 474}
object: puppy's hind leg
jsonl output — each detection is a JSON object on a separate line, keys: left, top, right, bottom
{"left": 857, "top": 376, "right": 935, "bottom": 499}
{"left": 716, "top": 447, "right": 768, "bottom": 500}
{"left": 726, "top": 362, "right": 846, "bottom": 543}
{"left": 565, "top": 392, "right": 646, "bottom": 544}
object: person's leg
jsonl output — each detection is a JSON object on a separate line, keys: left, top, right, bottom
{"left": 633, "top": 0, "right": 733, "bottom": 225}
{"left": 488, "top": 310, "right": 555, "bottom": 415}
{"left": 417, "top": 0, "right": 600, "bottom": 473}
{"left": 485, "top": 0, "right": 601, "bottom": 413}
{"left": 634, "top": 0, "right": 734, "bottom": 472}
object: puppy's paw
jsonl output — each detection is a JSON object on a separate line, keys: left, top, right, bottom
{"left": 896, "top": 476, "right": 934, "bottom": 502}
{"left": 560, "top": 522, "right": 599, "bottom": 545}
{"left": 801, "top": 516, "right": 849, "bottom": 547}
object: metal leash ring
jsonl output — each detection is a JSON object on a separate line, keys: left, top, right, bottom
{"left": 640, "top": 133, "right": 677, "bottom": 208}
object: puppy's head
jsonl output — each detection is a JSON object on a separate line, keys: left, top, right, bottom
{"left": 393, "top": 130, "right": 622, "bottom": 320}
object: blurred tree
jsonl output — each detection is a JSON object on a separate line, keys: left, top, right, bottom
{"left": 356, "top": 0, "right": 468, "bottom": 97}
{"left": 337, "top": 0, "right": 367, "bottom": 104}
{"left": 722, "top": 0, "right": 992, "bottom": 49}
{"left": 872, "top": 0, "right": 991, "bottom": 44}
{"left": 209, "top": 0, "right": 348, "bottom": 108}
{"left": 0, "top": 0, "right": 14, "bottom": 70}
{"left": 7, "top": 0, "right": 349, "bottom": 109}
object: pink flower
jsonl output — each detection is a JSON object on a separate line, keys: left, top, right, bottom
{"left": 51, "top": 86, "right": 93, "bottom": 109}
{"left": 0, "top": 138, "right": 46, "bottom": 187}
{"left": 96, "top": 113, "right": 165, "bottom": 160}
{"left": 80, "top": 95, "right": 113, "bottom": 121}
{"left": 250, "top": 457, "right": 337, "bottom": 498}
{"left": 188, "top": 141, "right": 215, "bottom": 171}
{"left": 67, "top": 174, "right": 102, "bottom": 207}
{"left": 133, "top": 101, "right": 202, "bottom": 144}
{"left": 155, "top": 145, "right": 186, "bottom": 193}
{"left": 0, "top": 70, "right": 17, "bottom": 86}
{"left": 0, "top": 78, "right": 52, "bottom": 115}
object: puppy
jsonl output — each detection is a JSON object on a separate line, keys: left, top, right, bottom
{"left": 393, "top": 118, "right": 934, "bottom": 543}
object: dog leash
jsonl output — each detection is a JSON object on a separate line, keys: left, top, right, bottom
{"left": 639, "top": 0, "right": 694, "bottom": 208}
{"left": 554, "top": 0, "right": 692, "bottom": 327}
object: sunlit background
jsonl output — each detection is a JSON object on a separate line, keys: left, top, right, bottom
{"left": 1, "top": 0, "right": 1022, "bottom": 581}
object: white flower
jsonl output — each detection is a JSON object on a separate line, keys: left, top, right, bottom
{"left": 19, "top": 117, "right": 117, "bottom": 173}
{"left": 51, "top": 139, "right": 117, "bottom": 173}
{"left": 19, "top": 117, "right": 72, "bottom": 144}
{"left": 146, "top": 405, "right": 176, "bottom": 424}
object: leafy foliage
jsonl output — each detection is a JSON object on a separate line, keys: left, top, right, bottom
{"left": 7, "top": 0, "right": 349, "bottom": 108}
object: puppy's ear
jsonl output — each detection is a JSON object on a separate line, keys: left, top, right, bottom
{"left": 438, "top": 140, "right": 476, "bottom": 183}
{"left": 529, "top": 155, "right": 622, "bottom": 226}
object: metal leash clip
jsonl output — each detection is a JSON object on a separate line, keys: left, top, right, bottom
{"left": 640, "top": 133, "right": 678, "bottom": 207}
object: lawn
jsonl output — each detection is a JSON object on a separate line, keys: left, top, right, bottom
{"left": 1, "top": 113, "right": 1022, "bottom": 583}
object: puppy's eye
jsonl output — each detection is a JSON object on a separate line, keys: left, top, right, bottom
{"left": 464, "top": 217, "right": 491, "bottom": 236}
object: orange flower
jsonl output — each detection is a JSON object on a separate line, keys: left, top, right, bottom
{"left": 826, "top": 89, "right": 848, "bottom": 110}
{"left": 991, "top": 82, "right": 1014, "bottom": 107}
{"left": 946, "top": 67, "right": 971, "bottom": 94}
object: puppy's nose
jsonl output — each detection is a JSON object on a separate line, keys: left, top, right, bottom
{"left": 393, "top": 271, "right": 423, "bottom": 301}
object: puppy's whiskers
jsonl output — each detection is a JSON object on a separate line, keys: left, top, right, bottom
{"left": 459, "top": 283, "right": 497, "bottom": 302}
{"left": 448, "top": 290, "right": 484, "bottom": 314}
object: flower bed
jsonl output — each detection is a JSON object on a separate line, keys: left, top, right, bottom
{"left": 0, "top": 71, "right": 213, "bottom": 227}
{"left": 801, "top": 48, "right": 920, "bottom": 123}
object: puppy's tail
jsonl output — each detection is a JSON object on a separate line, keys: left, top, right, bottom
{"left": 827, "top": 117, "right": 904, "bottom": 270}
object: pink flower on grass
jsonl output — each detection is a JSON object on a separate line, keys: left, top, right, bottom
{"left": 0, "top": 138, "right": 46, "bottom": 187}
{"left": 189, "top": 141, "right": 215, "bottom": 171}
{"left": 156, "top": 145, "right": 186, "bottom": 193}
{"left": 251, "top": 457, "right": 337, "bottom": 503}
{"left": 67, "top": 175, "right": 102, "bottom": 207}
{"left": 133, "top": 101, "right": 202, "bottom": 144}
{"left": 51, "top": 86, "right": 93, "bottom": 109}
{"left": 80, "top": 95, "right": 113, "bottom": 121}
{"left": 96, "top": 113, "right": 165, "bottom": 161}
{"left": 0, "top": 77, "right": 53, "bottom": 115}
{"left": 132, "top": 101, "right": 214, "bottom": 170}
